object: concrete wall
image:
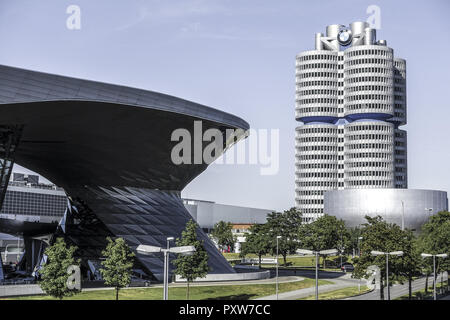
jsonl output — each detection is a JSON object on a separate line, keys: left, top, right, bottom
{"left": 0, "top": 284, "right": 43, "bottom": 297}
{"left": 175, "top": 270, "right": 270, "bottom": 282}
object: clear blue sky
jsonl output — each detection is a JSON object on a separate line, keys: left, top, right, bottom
{"left": 1, "top": 0, "right": 449, "bottom": 211}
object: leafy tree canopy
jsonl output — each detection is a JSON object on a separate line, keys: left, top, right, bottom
{"left": 353, "top": 216, "right": 405, "bottom": 277}
{"left": 299, "top": 214, "right": 349, "bottom": 253}
{"left": 266, "top": 207, "right": 303, "bottom": 265}
{"left": 417, "top": 211, "right": 450, "bottom": 273}
{"left": 173, "top": 219, "right": 210, "bottom": 299}
{"left": 240, "top": 223, "right": 271, "bottom": 267}
{"left": 210, "top": 221, "right": 235, "bottom": 251}
{"left": 39, "top": 237, "right": 80, "bottom": 299}
{"left": 100, "top": 237, "right": 135, "bottom": 300}
{"left": 352, "top": 216, "right": 414, "bottom": 299}
{"left": 173, "top": 219, "right": 209, "bottom": 282}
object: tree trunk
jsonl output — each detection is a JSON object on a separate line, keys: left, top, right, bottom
{"left": 323, "top": 257, "right": 326, "bottom": 269}
{"left": 433, "top": 272, "right": 437, "bottom": 296}
{"left": 116, "top": 287, "right": 119, "bottom": 301}
{"left": 425, "top": 274, "right": 429, "bottom": 294}
{"left": 445, "top": 270, "right": 450, "bottom": 292}
{"left": 380, "top": 279, "right": 384, "bottom": 300}
{"left": 186, "top": 281, "right": 190, "bottom": 300}
{"left": 408, "top": 276, "right": 412, "bottom": 300}
{"left": 283, "top": 254, "right": 287, "bottom": 266}
{"left": 258, "top": 254, "right": 262, "bottom": 269}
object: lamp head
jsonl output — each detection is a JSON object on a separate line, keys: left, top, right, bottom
{"left": 296, "top": 249, "right": 314, "bottom": 255}
{"left": 319, "top": 249, "right": 338, "bottom": 256}
{"left": 169, "top": 245, "right": 196, "bottom": 256}
{"left": 136, "top": 244, "right": 162, "bottom": 255}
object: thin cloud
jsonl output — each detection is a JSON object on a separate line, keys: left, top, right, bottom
{"left": 116, "top": 0, "right": 228, "bottom": 31}
{"left": 115, "top": 6, "right": 151, "bottom": 31}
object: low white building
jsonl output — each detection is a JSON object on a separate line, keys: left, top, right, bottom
{"left": 183, "top": 199, "right": 273, "bottom": 253}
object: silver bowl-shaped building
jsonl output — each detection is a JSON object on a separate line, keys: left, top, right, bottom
{"left": 324, "top": 189, "right": 448, "bottom": 231}
{"left": 0, "top": 64, "right": 249, "bottom": 280}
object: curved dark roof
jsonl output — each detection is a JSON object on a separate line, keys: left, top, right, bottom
{"left": 0, "top": 65, "right": 249, "bottom": 193}
{"left": 0, "top": 65, "right": 249, "bottom": 130}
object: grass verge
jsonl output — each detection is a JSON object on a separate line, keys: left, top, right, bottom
{"left": 4, "top": 278, "right": 333, "bottom": 300}
{"left": 223, "top": 253, "right": 353, "bottom": 270}
{"left": 298, "top": 286, "right": 370, "bottom": 300}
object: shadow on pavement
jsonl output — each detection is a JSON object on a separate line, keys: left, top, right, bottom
{"left": 205, "top": 294, "right": 257, "bottom": 300}
{"left": 267, "top": 268, "right": 347, "bottom": 279}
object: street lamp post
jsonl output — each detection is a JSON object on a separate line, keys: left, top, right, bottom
{"left": 275, "top": 235, "right": 281, "bottom": 300}
{"left": 164, "top": 237, "right": 174, "bottom": 300}
{"left": 296, "top": 248, "right": 338, "bottom": 300}
{"left": 357, "top": 237, "right": 363, "bottom": 257}
{"left": 137, "top": 242, "right": 196, "bottom": 300}
{"left": 386, "top": 253, "right": 389, "bottom": 299}
{"left": 315, "top": 251, "right": 319, "bottom": 299}
{"left": 401, "top": 201, "right": 405, "bottom": 231}
{"left": 371, "top": 250, "right": 404, "bottom": 300}
{"left": 339, "top": 230, "right": 344, "bottom": 268}
{"left": 16, "top": 237, "right": 21, "bottom": 262}
{"left": 421, "top": 253, "right": 448, "bottom": 300}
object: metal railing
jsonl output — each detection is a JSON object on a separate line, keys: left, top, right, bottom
{"left": 7, "top": 181, "right": 65, "bottom": 192}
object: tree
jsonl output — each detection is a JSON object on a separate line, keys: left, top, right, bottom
{"left": 352, "top": 216, "right": 406, "bottom": 300}
{"left": 240, "top": 224, "right": 271, "bottom": 268}
{"left": 100, "top": 237, "right": 135, "bottom": 300}
{"left": 298, "top": 214, "right": 350, "bottom": 268}
{"left": 396, "top": 230, "right": 422, "bottom": 300}
{"left": 39, "top": 237, "right": 80, "bottom": 299}
{"left": 266, "top": 207, "right": 302, "bottom": 266}
{"left": 173, "top": 219, "right": 209, "bottom": 299}
{"left": 417, "top": 211, "right": 450, "bottom": 293}
{"left": 348, "top": 226, "right": 363, "bottom": 257}
{"left": 211, "top": 221, "right": 235, "bottom": 252}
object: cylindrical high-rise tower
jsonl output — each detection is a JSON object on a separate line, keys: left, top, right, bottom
{"left": 295, "top": 22, "right": 407, "bottom": 222}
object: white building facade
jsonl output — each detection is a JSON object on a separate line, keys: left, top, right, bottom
{"left": 183, "top": 199, "right": 272, "bottom": 253}
{"left": 295, "top": 22, "right": 407, "bottom": 222}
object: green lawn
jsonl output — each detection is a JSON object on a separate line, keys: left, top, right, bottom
{"left": 223, "top": 252, "right": 247, "bottom": 260}
{"left": 259, "top": 257, "right": 348, "bottom": 272}
{"left": 5, "top": 278, "right": 333, "bottom": 300}
{"left": 299, "top": 286, "right": 370, "bottom": 300}
{"left": 224, "top": 252, "right": 352, "bottom": 270}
